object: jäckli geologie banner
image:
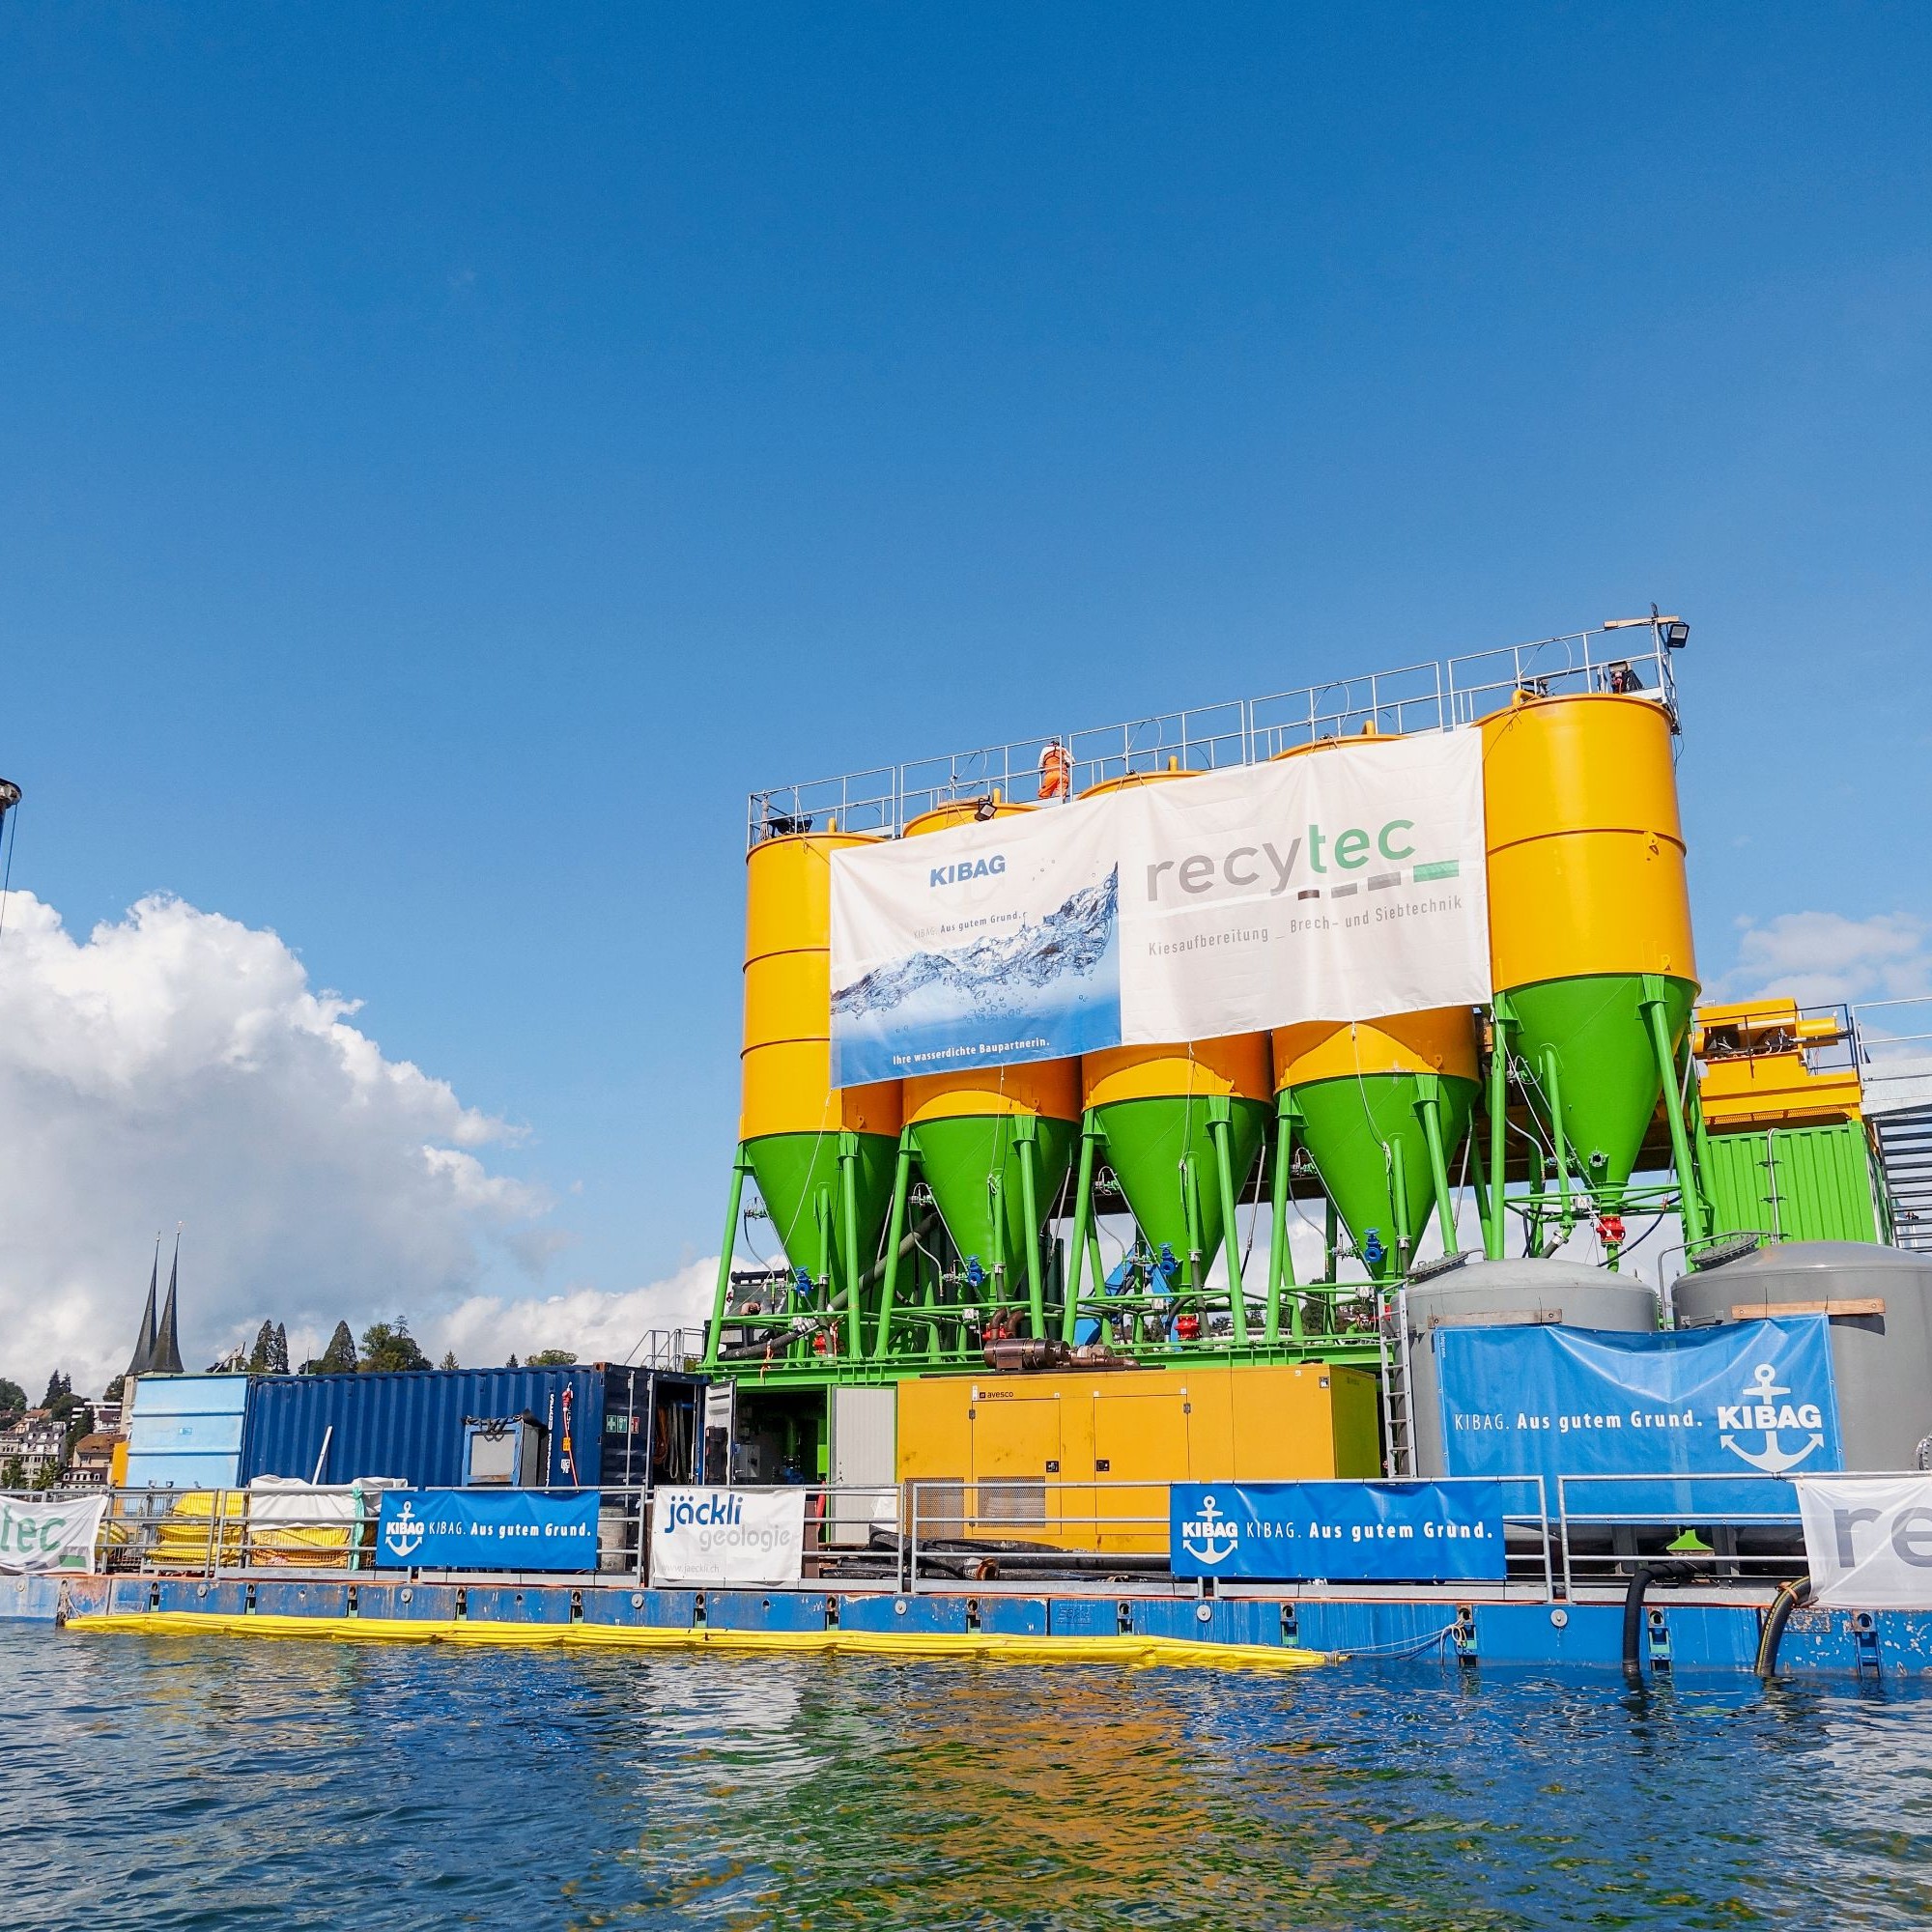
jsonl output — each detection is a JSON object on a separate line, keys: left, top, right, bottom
{"left": 828, "top": 730, "right": 1490, "bottom": 1084}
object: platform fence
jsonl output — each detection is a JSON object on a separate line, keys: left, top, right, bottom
{"left": 26, "top": 1468, "right": 1918, "bottom": 1605}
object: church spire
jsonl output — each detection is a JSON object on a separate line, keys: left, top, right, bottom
{"left": 127, "top": 1237, "right": 159, "bottom": 1377}
{"left": 153, "top": 1230, "right": 185, "bottom": 1377}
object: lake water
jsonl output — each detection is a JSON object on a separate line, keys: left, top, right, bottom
{"left": 6, "top": 1623, "right": 1931, "bottom": 1928}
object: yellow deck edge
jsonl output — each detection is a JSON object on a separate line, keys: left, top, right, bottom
{"left": 67, "top": 1611, "right": 1323, "bottom": 1673}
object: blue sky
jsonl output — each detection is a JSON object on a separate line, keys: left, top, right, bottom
{"left": 1, "top": 5, "right": 1928, "bottom": 1371}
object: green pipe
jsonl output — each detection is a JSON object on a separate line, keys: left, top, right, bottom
{"left": 1391, "top": 1144, "right": 1410, "bottom": 1276}
{"left": 1417, "top": 1078, "right": 1460, "bottom": 1257}
{"left": 1209, "top": 1106, "right": 1249, "bottom": 1346}
{"left": 871, "top": 1130, "right": 916, "bottom": 1361}
{"left": 1086, "top": 1224, "right": 1107, "bottom": 1336}
{"left": 1182, "top": 1153, "right": 1206, "bottom": 1299}
{"left": 1323, "top": 1196, "right": 1338, "bottom": 1285}
{"left": 1643, "top": 975, "right": 1707, "bottom": 1247}
{"left": 1468, "top": 1126, "right": 1493, "bottom": 1260}
{"left": 1541, "top": 1047, "right": 1573, "bottom": 1235}
{"left": 1062, "top": 1114, "right": 1099, "bottom": 1345}
{"left": 1017, "top": 1123, "right": 1046, "bottom": 1339}
{"left": 704, "top": 1151, "right": 752, "bottom": 1369}
{"left": 1487, "top": 1003, "right": 1510, "bottom": 1262}
{"left": 1265, "top": 1103, "right": 1293, "bottom": 1344}
{"left": 838, "top": 1137, "right": 865, "bottom": 1357}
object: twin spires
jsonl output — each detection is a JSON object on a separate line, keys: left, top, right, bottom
{"left": 126, "top": 1232, "right": 185, "bottom": 1378}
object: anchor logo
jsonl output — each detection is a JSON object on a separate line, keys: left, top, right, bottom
{"left": 383, "top": 1500, "right": 426, "bottom": 1559}
{"left": 1719, "top": 1362, "right": 1826, "bottom": 1475}
{"left": 1180, "top": 1493, "right": 1241, "bottom": 1567}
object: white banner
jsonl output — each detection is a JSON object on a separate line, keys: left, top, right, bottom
{"left": 829, "top": 730, "right": 1489, "bottom": 1083}
{"left": 651, "top": 1487, "right": 807, "bottom": 1586}
{"left": 0, "top": 1493, "right": 108, "bottom": 1574}
{"left": 1798, "top": 1475, "right": 1932, "bottom": 1608}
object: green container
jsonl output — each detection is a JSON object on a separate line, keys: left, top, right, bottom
{"left": 1291, "top": 1073, "right": 1477, "bottom": 1281}
{"left": 1704, "top": 1122, "right": 1884, "bottom": 1245}
{"left": 911, "top": 1114, "right": 1077, "bottom": 1277}
{"left": 1094, "top": 1094, "right": 1268, "bottom": 1287}
{"left": 1505, "top": 973, "right": 1695, "bottom": 1202}
{"left": 746, "top": 1130, "right": 899, "bottom": 1294}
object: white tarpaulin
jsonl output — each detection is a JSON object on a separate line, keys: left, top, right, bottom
{"left": 0, "top": 1493, "right": 107, "bottom": 1574}
{"left": 829, "top": 729, "right": 1489, "bottom": 1084}
{"left": 1798, "top": 1475, "right": 1932, "bottom": 1608}
{"left": 650, "top": 1487, "right": 807, "bottom": 1586}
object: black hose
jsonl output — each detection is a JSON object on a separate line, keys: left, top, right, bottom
{"left": 1756, "top": 1577, "right": 1811, "bottom": 1679}
{"left": 1622, "top": 1565, "right": 1655, "bottom": 1680}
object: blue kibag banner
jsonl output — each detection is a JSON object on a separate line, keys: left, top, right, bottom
{"left": 1435, "top": 1316, "right": 1844, "bottom": 1519}
{"left": 375, "top": 1490, "right": 601, "bottom": 1571}
{"left": 1170, "top": 1481, "right": 1510, "bottom": 1582}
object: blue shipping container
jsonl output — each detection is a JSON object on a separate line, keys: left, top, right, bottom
{"left": 239, "top": 1369, "right": 608, "bottom": 1490}
{"left": 125, "top": 1374, "right": 251, "bottom": 1490}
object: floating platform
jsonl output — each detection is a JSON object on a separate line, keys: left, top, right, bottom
{"left": 11, "top": 1573, "right": 1932, "bottom": 1678}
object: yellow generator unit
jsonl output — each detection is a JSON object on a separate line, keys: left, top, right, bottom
{"left": 897, "top": 1361, "right": 1381, "bottom": 1552}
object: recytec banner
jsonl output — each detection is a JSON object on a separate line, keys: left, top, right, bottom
{"left": 1798, "top": 1476, "right": 1932, "bottom": 1609}
{"left": 374, "top": 1490, "right": 600, "bottom": 1571}
{"left": 0, "top": 1494, "right": 107, "bottom": 1574}
{"left": 1435, "top": 1317, "right": 1844, "bottom": 1517}
{"left": 1170, "top": 1481, "right": 1508, "bottom": 1582}
{"left": 829, "top": 730, "right": 1490, "bottom": 1085}
{"left": 650, "top": 1487, "right": 806, "bottom": 1586}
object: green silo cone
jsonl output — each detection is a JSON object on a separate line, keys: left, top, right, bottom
{"left": 746, "top": 1130, "right": 899, "bottom": 1302}
{"left": 911, "top": 1115, "right": 1077, "bottom": 1286}
{"left": 1094, "top": 1095, "right": 1269, "bottom": 1289}
{"left": 1504, "top": 974, "right": 1696, "bottom": 1204}
{"left": 1292, "top": 1074, "right": 1477, "bottom": 1281}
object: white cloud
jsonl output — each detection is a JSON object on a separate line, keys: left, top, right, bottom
{"left": 433, "top": 1259, "right": 717, "bottom": 1369}
{"left": 1717, "top": 910, "right": 1929, "bottom": 1007}
{"left": 0, "top": 890, "right": 584, "bottom": 1395}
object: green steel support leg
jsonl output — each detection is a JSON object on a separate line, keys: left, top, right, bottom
{"left": 1416, "top": 1075, "right": 1461, "bottom": 1257}
{"left": 704, "top": 1150, "right": 751, "bottom": 1369}
{"left": 838, "top": 1135, "right": 865, "bottom": 1357}
{"left": 1643, "top": 976, "right": 1707, "bottom": 1249}
{"left": 1266, "top": 1100, "right": 1294, "bottom": 1345}
{"left": 871, "top": 1129, "right": 916, "bottom": 1362}
{"left": 1686, "top": 1035, "right": 1716, "bottom": 1223}
{"left": 1541, "top": 1048, "right": 1574, "bottom": 1236}
{"left": 1487, "top": 1002, "right": 1510, "bottom": 1262}
{"left": 1062, "top": 1116, "right": 1100, "bottom": 1344}
{"left": 1086, "top": 1226, "right": 1107, "bottom": 1334}
{"left": 1017, "top": 1122, "right": 1046, "bottom": 1339}
{"left": 1469, "top": 1127, "right": 1493, "bottom": 1260}
{"left": 1209, "top": 1103, "right": 1249, "bottom": 1346}
{"left": 1324, "top": 1196, "right": 1338, "bottom": 1285}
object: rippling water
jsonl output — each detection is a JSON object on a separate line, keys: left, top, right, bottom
{"left": 6, "top": 1623, "right": 1932, "bottom": 1928}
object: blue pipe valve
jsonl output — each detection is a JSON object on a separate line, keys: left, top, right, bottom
{"left": 964, "top": 1257, "right": 986, "bottom": 1290}
{"left": 1362, "top": 1229, "right": 1386, "bottom": 1268}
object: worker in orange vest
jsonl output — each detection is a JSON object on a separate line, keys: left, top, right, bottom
{"left": 1037, "top": 737, "right": 1070, "bottom": 800}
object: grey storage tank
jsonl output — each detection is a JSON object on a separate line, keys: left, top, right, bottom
{"left": 1670, "top": 1240, "right": 1932, "bottom": 1471}
{"left": 1403, "top": 1257, "right": 1659, "bottom": 1478}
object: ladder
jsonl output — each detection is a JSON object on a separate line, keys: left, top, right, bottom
{"left": 1874, "top": 1106, "right": 1932, "bottom": 1253}
{"left": 1377, "top": 1282, "right": 1417, "bottom": 1476}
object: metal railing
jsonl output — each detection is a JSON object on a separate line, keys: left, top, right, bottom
{"left": 748, "top": 618, "right": 1683, "bottom": 847}
{"left": 21, "top": 1463, "right": 1883, "bottom": 1607}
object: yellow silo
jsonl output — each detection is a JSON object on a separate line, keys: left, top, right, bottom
{"left": 897, "top": 798, "right": 1082, "bottom": 1344}
{"left": 708, "top": 830, "right": 903, "bottom": 1365}
{"left": 1069, "top": 767, "right": 1272, "bottom": 1348}
{"left": 1478, "top": 691, "right": 1701, "bottom": 1247}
